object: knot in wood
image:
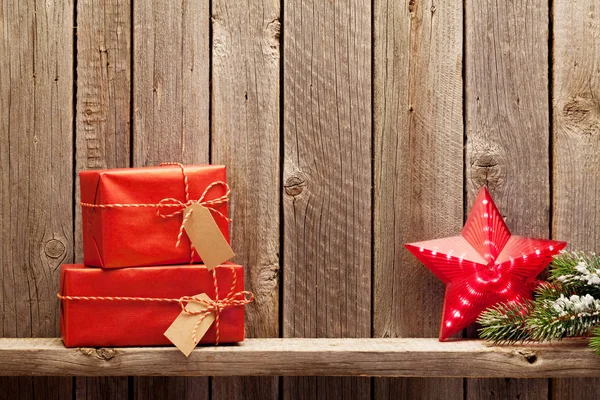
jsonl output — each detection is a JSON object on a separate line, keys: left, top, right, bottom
{"left": 265, "top": 19, "right": 281, "bottom": 45}
{"left": 79, "top": 347, "right": 117, "bottom": 361}
{"left": 470, "top": 149, "right": 503, "bottom": 188}
{"left": 285, "top": 176, "right": 305, "bottom": 196}
{"left": 515, "top": 349, "right": 537, "bottom": 364}
{"left": 561, "top": 96, "right": 600, "bottom": 136}
{"left": 44, "top": 239, "right": 66, "bottom": 258}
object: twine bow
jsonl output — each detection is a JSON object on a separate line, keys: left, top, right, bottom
{"left": 156, "top": 162, "right": 231, "bottom": 262}
{"left": 80, "top": 162, "right": 231, "bottom": 263}
{"left": 178, "top": 268, "right": 254, "bottom": 345}
{"left": 57, "top": 266, "right": 254, "bottom": 346}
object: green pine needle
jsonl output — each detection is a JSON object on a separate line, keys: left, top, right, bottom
{"left": 479, "top": 251, "right": 600, "bottom": 349}
{"left": 589, "top": 327, "right": 600, "bottom": 355}
{"left": 526, "top": 295, "right": 600, "bottom": 341}
{"left": 478, "top": 301, "right": 534, "bottom": 344}
{"left": 549, "top": 251, "right": 600, "bottom": 298}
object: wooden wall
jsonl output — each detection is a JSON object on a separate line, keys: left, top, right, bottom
{"left": 1, "top": 0, "right": 599, "bottom": 399}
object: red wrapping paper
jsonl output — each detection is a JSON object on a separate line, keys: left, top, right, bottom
{"left": 59, "top": 264, "right": 245, "bottom": 347}
{"left": 80, "top": 165, "right": 229, "bottom": 268}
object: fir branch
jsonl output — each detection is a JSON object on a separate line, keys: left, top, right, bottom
{"left": 479, "top": 251, "right": 600, "bottom": 350}
{"left": 589, "top": 327, "right": 600, "bottom": 355}
{"left": 527, "top": 294, "right": 600, "bottom": 341}
{"left": 549, "top": 252, "right": 600, "bottom": 298}
{"left": 479, "top": 293, "right": 600, "bottom": 343}
{"left": 478, "top": 301, "right": 535, "bottom": 344}
{"left": 534, "top": 281, "right": 566, "bottom": 301}
{"left": 550, "top": 251, "right": 600, "bottom": 280}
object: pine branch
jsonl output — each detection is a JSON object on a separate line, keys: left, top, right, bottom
{"left": 479, "top": 251, "right": 600, "bottom": 350}
{"left": 479, "top": 293, "right": 600, "bottom": 343}
{"left": 527, "top": 294, "right": 600, "bottom": 341}
{"left": 478, "top": 301, "right": 534, "bottom": 344}
{"left": 534, "top": 281, "right": 567, "bottom": 301}
{"left": 589, "top": 327, "right": 600, "bottom": 355}
{"left": 549, "top": 252, "right": 600, "bottom": 298}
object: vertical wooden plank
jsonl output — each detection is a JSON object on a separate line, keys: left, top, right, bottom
{"left": 75, "top": 0, "right": 131, "bottom": 259}
{"left": 210, "top": 0, "right": 280, "bottom": 398}
{"left": 132, "top": 0, "right": 210, "bottom": 398}
{"left": 74, "top": 0, "right": 131, "bottom": 398}
{"left": 373, "top": 0, "right": 464, "bottom": 398}
{"left": 465, "top": 0, "right": 550, "bottom": 398}
{"left": 133, "top": 0, "right": 209, "bottom": 166}
{"left": 0, "top": 377, "right": 33, "bottom": 400}
{"left": 134, "top": 377, "right": 208, "bottom": 400}
{"left": 283, "top": 0, "right": 371, "bottom": 397}
{"left": 552, "top": 0, "right": 600, "bottom": 398}
{"left": 467, "top": 379, "right": 548, "bottom": 400}
{"left": 76, "top": 377, "right": 128, "bottom": 400}
{"left": 552, "top": 379, "right": 600, "bottom": 400}
{"left": 0, "top": 0, "right": 74, "bottom": 397}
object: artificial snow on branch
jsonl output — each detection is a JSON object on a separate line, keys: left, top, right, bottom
{"left": 478, "top": 251, "right": 600, "bottom": 355}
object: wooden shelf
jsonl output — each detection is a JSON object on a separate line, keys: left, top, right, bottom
{"left": 1, "top": 338, "right": 599, "bottom": 378}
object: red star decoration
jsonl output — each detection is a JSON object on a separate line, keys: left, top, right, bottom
{"left": 405, "top": 187, "right": 567, "bottom": 341}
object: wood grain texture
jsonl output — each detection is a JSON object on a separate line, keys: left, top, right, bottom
{"left": 0, "top": 0, "right": 74, "bottom": 397}
{"left": 552, "top": 0, "right": 600, "bottom": 398}
{"left": 75, "top": 0, "right": 131, "bottom": 258}
{"left": 466, "top": 378, "right": 548, "bottom": 400}
{"left": 2, "top": 338, "right": 600, "bottom": 378}
{"left": 465, "top": 0, "right": 550, "bottom": 398}
{"left": 134, "top": 377, "right": 208, "bottom": 400}
{"left": 133, "top": 0, "right": 209, "bottom": 166}
{"left": 210, "top": 0, "right": 280, "bottom": 398}
{"left": 0, "top": 376, "right": 72, "bottom": 400}
{"left": 74, "top": 0, "right": 131, "bottom": 397}
{"left": 75, "top": 377, "right": 127, "bottom": 400}
{"left": 551, "top": 378, "right": 600, "bottom": 400}
{"left": 373, "top": 0, "right": 464, "bottom": 398}
{"left": 283, "top": 0, "right": 372, "bottom": 397}
{"left": 132, "top": 0, "right": 210, "bottom": 398}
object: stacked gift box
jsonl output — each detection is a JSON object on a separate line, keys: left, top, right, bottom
{"left": 58, "top": 164, "right": 251, "bottom": 355}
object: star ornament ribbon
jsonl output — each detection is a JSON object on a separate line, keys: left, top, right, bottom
{"left": 405, "top": 187, "right": 567, "bottom": 341}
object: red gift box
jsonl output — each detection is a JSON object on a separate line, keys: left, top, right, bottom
{"left": 80, "top": 164, "right": 230, "bottom": 268}
{"left": 59, "top": 264, "right": 246, "bottom": 347}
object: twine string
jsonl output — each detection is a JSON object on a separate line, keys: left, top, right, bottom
{"left": 57, "top": 266, "right": 253, "bottom": 345}
{"left": 80, "top": 162, "right": 231, "bottom": 263}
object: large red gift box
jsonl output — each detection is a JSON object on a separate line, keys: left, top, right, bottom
{"left": 59, "top": 264, "right": 245, "bottom": 347}
{"left": 80, "top": 164, "right": 229, "bottom": 268}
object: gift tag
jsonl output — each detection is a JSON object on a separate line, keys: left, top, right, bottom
{"left": 183, "top": 203, "right": 235, "bottom": 270}
{"left": 164, "top": 293, "right": 215, "bottom": 357}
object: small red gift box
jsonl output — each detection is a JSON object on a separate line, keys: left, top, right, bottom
{"left": 80, "top": 164, "right": 229, "bottom": 268}
{"left": 59, "top": 264, "right": 246, "bottom": 347}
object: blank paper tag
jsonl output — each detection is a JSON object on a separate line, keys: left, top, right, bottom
{"left": 164, "top": 293, "right": 215, "bottom": 357}
{"left": 183, "top": 203, "right": 235, "bottom": 270}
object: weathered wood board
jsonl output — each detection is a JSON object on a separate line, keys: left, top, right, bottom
{"left": 552, "top": 0, "right": 600, "bottom": 398}
{"left": 210, "top": 0, "right": 281, "bottom": 398}
{"left": 74, "top": 0, "right": 131, "bottom": 397}
{"left": 373, "top": 0, "right": 464, "bottom": 398}
{"left": 132, "top": 0, "right": 210, "bottom": 398}
{"left": 465, "top": 0, "right": 551, "bottom": 398}
{"left": 1, "top": 338, "right": 600, "bottom": 378}
{"left": 0, "top": 0, "right": 74, "bottom": 397}
{"left": 283, "top": 0, "right": 372, "bottom": 397}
